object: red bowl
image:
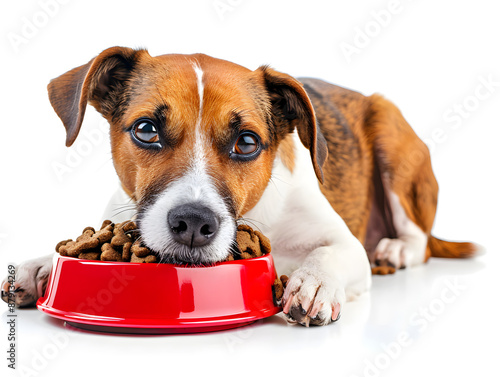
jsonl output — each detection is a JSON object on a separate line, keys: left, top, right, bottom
{"left": 37, "top": 254, "right": 281, "bottom": 334}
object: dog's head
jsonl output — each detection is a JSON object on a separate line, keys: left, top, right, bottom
{"left": 48, "top": 47, "right": 327, "bottom": 264}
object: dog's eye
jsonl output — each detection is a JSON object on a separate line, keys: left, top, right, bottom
{"left": 132, "top": 120, "right": 159, "bottom": 144}
{"left": 233, "top": 133, "right": 258, "bottom": 155}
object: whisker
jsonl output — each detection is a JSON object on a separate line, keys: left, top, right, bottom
{"left": 237, "top": 217, "right": 269, "bottom": 234}
{"left": 269, "top": 174, "right": 291, "bottom": 185}
{"left": 112, "top": 203, "right": 137, "bottom": 208}
{"left": 111, "top": 209, "right": 138, "bottom": 218}
{"left": 113, "top": 207, "right": 137, "bottom": 212}
{"left": 268, "top": 178, "right": 283, "bottom": 198}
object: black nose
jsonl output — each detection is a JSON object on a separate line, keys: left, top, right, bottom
{"left": 167, "top": 204, "right": 220, "bottom": 247}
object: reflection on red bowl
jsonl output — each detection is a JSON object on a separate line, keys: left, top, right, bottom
{"left": 37, "top": 254, "right": 281, "bottom": 334}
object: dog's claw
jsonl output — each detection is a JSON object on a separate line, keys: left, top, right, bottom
{"left": 332, "top": 302, "right": 341, "bottom": 321}
{"left": 309, "top": 302, "right": 323, "bottom": 319}
{"left": 1, "top": 280, "right": 10, "bottom": 292}
{"left": 282, "top": 293, "right": 294, "bottom": 314}
{"left": 1, "top": 278, "right": 12, "bottom": 304}
{"left": 281, "top": 267, "right": 346, "bottom": 326}
{"left": 1, "top": 282, "right": 10, "bottom": 304}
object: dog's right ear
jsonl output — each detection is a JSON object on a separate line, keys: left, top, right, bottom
{"left": 257, "top": 66, "right": 328, "bottom": 184}
{"left": 47, "top": 46, "right": 148, "bottom": 147}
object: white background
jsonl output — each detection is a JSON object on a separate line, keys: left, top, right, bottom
{"left": 0, "top": 0, "right": 499, "bottom": 376}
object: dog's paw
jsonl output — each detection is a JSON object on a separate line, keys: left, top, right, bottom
{"left": 281, "top": 267, "right": 346, "bottom": 327}
{"left": 374, "top": 238, "right": 405, "bottom": 270}
{"left": 1, "top": 255, "right": 53, "bottom": 307}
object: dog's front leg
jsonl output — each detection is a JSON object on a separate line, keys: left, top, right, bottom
{"left": 282, "top": 233, "right": 371, "bottom": 326}
{"left": 1, "top": 254, "right": 53, "bottom": 307}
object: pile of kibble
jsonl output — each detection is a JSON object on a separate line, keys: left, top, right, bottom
{"left": 56, "top": 220, "right": 156, "bottom": 263}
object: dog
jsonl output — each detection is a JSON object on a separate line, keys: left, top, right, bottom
{"left": 1, "top": 47, "right": 479, "bottom": 326}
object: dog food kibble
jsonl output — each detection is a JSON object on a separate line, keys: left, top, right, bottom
{"left": 225, "top": 224, "right": 271, "bottom": 261}
{"left": 55, "top": 221, "right": 157, "bottom": 263}
{"left": 55, "top": 221, "right": 286, "bottom": 299}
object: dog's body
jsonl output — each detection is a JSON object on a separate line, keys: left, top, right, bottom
{"left": 2, "top": 48, "right": 478, "bottom": 326}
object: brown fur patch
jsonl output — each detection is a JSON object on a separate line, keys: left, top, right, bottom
{"left": 301, "top": 79, "right": 373, "bottom": 242}
{"left": 277, "top": 133, "right": 295, "bottom": 173}
{"left": 364, "top": 94, "right": 438, "bottom": 235}
{"left": 260, "top": 67, "right": 327, "bottom": 183}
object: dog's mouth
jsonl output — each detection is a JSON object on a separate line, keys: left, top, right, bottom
{"left": 141, "top": 231, "right": 239, "bottom": 266}
{"left": 136, "top": 196, "right": 238, "bottom": 265}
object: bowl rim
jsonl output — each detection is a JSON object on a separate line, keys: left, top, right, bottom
{"left": 53, "top": 252, "right": 275, "bottom": 268}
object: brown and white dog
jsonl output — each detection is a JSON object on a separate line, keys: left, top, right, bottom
{"left": 1, "top": 47, "right": 478, "bottom": 326}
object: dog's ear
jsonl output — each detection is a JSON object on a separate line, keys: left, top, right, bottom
{"left": 258, "top": 66, "right": 328, "bottom": 183}
{"left": 47, "top": 46, "right": 148, "bottom": 147}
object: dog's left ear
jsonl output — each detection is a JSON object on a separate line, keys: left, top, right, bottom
{"left": 47, "top": 46, "right": 148, "bottom": 147}
{"left": 258, "top": 66, "right": 328, "bottom": 183}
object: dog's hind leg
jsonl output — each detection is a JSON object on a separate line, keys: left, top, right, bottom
{"left": 365, "top": 94, "right": 438, "bottom": 269}
{"left": 365, "top": 94, "right": 478, "bottom": 270}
